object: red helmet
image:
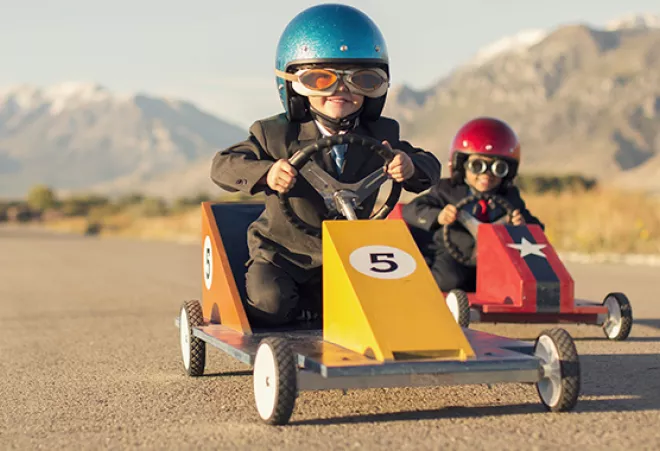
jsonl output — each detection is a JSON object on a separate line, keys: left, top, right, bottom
{"left": 449, "top": 117, "right": 521, "bottom": 179}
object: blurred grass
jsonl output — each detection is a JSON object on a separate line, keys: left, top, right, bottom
{"left": 41, "top": 188, "right": 660, "bottom": 255}
{"left": 524, "top": 189, "right": 660, "bottom": 254}
{"left": 11, "top": 175, "right": 660, "bottom": 255}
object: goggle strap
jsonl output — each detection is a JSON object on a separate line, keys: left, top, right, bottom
{"left": 274, "top": 68, "right": 299, "bottom": 82}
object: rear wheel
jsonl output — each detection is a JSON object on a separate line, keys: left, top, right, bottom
{"left": 179, "top": 300, "right": 206, "bottom": 377}
{"left": 602, "top": 292, "right": 633, "bottom": 341}
{"left": 534, "top": 328, "right": 580, "bottom": 412}
{"left": 446, "top": 289, "right": 470, "bottom": 328}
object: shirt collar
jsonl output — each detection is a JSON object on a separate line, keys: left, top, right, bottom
{"left": 314, "top": 118, "right": 360, "bottom": 137}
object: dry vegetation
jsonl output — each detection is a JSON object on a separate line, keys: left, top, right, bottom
{"left": 524, "top": 189, "right": 660, "bottom": 254}
{"left": 6, "top": 177, "right": 660, "bottom": 255}
{"left": 45, "top": 191, "right": 660, "bottom": 255}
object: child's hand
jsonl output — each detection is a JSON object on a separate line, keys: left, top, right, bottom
{"left": 510, "top": 209, "right": 525, "bottom": 226}
{"left": 267, "top": 159, "right": 298, "bottom": 193}
{"left": 382, "top": 141, "right": 415, "bottom": 182}
{"left": 438, "top": 205, "right": 458, "bottom": 225}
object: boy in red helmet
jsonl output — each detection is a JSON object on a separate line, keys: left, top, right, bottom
{"left": 402, "top": 117, "right": 543, "bottom": 292}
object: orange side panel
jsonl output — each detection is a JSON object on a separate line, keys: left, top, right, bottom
{"left": 201, "top": 202, "right": 251, "bottom": 335}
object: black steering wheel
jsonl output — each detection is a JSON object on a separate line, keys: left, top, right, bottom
{"left": 443, "top": 193, "right": 515, "bottom": 267}
{"left": 279, "top": 134, "right": 403, "bottom": 237}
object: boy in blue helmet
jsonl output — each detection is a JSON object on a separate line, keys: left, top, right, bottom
{"left": 211, "top": 4, "right": 441, "bottom": 327}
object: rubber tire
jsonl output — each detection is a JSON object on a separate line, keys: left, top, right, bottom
{"left": 180, "top": 300, "right": 206, "bottom": 377}
{"left": 447, "top": 289, "right": 471, "bottom": 328}
{"left": 253, "top": 337, "right": 298, "bottom": 425}
{"left": 602, "top": 292, "right": 633, "bottom": 341}
{"left": 534, "top": 328, "right": 580, "bottom": 412}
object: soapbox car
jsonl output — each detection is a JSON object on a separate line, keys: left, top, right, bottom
{"left": 388, "top": 193, "right": 633, "bottom": 340}
{"left": 175, "top": 135, "right": 581, "bottom": 425}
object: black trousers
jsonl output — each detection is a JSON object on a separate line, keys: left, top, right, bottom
{"left": 429, "top": 252, "right": 477, "bottom": 293}
{"left": 245, "top": 259, "right": 322, "bottom": 327}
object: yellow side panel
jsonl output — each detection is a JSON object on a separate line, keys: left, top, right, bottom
{"left": 323, "top": 220, "right": 474, "bottom": 361}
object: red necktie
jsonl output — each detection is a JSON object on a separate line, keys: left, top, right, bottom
{"left": 475, "top": 199, "right": 489, "bottom": 222}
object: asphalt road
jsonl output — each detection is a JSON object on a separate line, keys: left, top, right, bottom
{"left": 1, "top": 226, "right": 659, "bottom": 450}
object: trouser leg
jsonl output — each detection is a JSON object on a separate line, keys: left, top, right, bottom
{"left": 430, "top": 252, "right": 476, "bottom": 292}
{"left": 245, "top": 259, "right": 322, "bottom": 327}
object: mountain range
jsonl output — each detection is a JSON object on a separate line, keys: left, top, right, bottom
{"left": 1, "top": 13, "right": 659, "bottom": 199}
{"left": 383, "top": 13, "right": 660, "bottom": 192}
{"left": 0, "top": 83, "right": 245, "bottom": 198}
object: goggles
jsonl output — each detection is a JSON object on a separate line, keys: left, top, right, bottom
{"left": 465, "top": 158, "right": 510, "bottom": 178}
{"left": 275, "top": 67, "right": 389, "bottom": 98}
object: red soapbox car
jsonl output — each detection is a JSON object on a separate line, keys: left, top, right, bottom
{"left": 388, "top": 194, "right": 633, "bottom": 341}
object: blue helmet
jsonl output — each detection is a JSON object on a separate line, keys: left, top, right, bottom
{"left": 275, "top": 4, "right": 389, "bottom": 122}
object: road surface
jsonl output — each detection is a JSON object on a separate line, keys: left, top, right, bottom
{"left": 1, "top": 227, "right": 659, "bottom": 449}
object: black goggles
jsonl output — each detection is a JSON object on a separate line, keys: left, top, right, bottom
{"left": 464, "top": 158, "right": 510, "bottom": 178}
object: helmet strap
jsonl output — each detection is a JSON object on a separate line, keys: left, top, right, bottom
{"left": 309, "top": 105, "right": 363, "bottom": 133}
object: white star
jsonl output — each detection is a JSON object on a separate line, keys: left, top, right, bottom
{"left": 507, "top": 237, "right": 547, "bottom": 258}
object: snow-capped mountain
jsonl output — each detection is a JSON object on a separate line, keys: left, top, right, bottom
{"left": 468, "top": 29, "right": 548, "bottom": 66}
{"left": 0, "top": 83, "right": 246, "bottom": 198}
{"left": 606, "top": 13, "right": 660, "bottom": 30}
{"left": 464, "top": 13, "right": 660, "bottom": 68}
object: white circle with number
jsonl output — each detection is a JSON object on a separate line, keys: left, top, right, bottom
{"left": 203, "top": 236, "right": 213, "bottom": 290}
{"left": 349, "top": 245, "right": 417, "bottom": 280}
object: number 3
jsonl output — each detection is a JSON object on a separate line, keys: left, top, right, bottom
{"left": 370, "top": 253, "right": 398, "bottom": 273}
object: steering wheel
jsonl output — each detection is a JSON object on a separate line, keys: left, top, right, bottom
{"left": 442, "top": 193, "right": 515, "bottom": 267}
{"left": 279, "top": 134, "right": 403, "bottom": 237}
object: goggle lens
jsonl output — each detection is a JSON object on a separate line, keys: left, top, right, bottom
{"left": 491, "top": 160, "right": 510, "bottom": 178}
{"left": 298, "top": 69, "right": 338, "bottom": 90}
{"left": 349, "top": 70, "right": 385, "bottom": 91}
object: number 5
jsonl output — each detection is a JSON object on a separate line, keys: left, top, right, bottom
{"left": 370, "top": 253, "right": 398, "bottom": 273}
{"left": 205, "top": 248, "right": 211, "bottom": 279}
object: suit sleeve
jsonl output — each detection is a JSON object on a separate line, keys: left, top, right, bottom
{"left": 210, "top": 121, "right": 276, "bottom": 195}
{"left": 510, "top": 186, "right": 545, "bottom": 230}
{"left": 385, "top": 121, "right": 441, "bottom": 193}
{"left": 401, "top": 184, "right": 448, "bottom": 232}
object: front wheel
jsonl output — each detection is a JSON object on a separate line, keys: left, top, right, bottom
{"left": 253, "top": 337, "right": 298, "bottom": 425}
{"left": 534, "top": 328, "right": 580, "bottom": 412}
{"left": 446, "top": 289, "right": 470, "bottom": 328}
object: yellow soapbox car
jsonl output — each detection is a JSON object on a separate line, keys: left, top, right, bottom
{"left": 175, "top": 135, "right": 581, "bottom": 425}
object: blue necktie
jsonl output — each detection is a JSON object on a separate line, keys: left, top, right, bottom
{"left": 331, "top": 144, "right": 347, "bottom": 173}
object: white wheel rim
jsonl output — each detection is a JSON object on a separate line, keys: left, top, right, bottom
{"left": 180, "top": 307, "right": 191, "bottom": 370}
{"left": 603, "top": 296, "right": 623, "bottom": 338}
{"left": 254, "top": 344, "right": 278, "bottom": 421}
{"left": 446, "top": 292, "right": 460, "bottom": 324}
{"left": 535, "top": 335, "right": 562, "bottom": 408}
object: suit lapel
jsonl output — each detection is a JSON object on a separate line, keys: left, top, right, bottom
{"left": 287, "top": 119, "right": 320, "bottom": 156}
{"left": 287, "top": 119, "right": 339, "bottom": 177}
{"left": 449, "top": 183, "right": 470, "bottom": 205}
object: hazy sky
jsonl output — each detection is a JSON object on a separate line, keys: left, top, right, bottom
{"left": 2, "top": 0, "right": 659, "bottom": 127}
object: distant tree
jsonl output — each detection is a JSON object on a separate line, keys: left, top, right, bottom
{"left": 117, "top": 193, "right": 145, "bottom": 207}
{"left": 26, "top": 185, "right": 57, "bottom": 212}
{"left": 140, "top": 197, "right": 169, "bottom": 217}
{"left": 59, "top": 194, "right": 110, "bottom": 217}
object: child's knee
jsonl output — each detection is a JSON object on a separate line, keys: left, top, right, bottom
{"left": 246, "top": 262, "right": 298, "bottom": 325}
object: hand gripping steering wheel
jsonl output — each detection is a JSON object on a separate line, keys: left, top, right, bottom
{"left": 279, "top": 134, "right": 403, "bottom": 237}
{"left": 442, "top": 193, "right": 515, "bottom": 266}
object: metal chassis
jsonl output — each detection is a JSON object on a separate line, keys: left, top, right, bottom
{"left": 175, "top": 320, "right": 547, "bottom": 392}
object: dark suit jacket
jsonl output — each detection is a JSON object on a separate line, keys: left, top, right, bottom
{"left": 210, "top": 113, "right": 441, "bottom": 274}
{"left": 402, "top": 178, "right": 544, "bottom": 260}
